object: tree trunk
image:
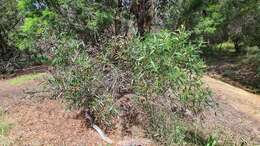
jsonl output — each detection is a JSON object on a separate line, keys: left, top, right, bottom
{"left": 0, "top": 33, "right": 8, "bottom": 57}
{"left": 115, "top": 0, "right": 123, "bottom": 35}
{"left": 234, "top": 39, "right": 242, "bottom": 54}
{"left": 131, "top": 0, "right": 154, "bottom": 37}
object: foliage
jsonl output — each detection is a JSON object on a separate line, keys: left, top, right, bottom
{"left": 25, "top": 1, "right": 124, "bottom": 128}
{"left": 15, "top": 2, "right": 58, "bottom": 54}
{"left": 103, "top": 28, "right": 210, "bottom": 104}
{"left": 49, "top": 28, "right": 210, "bottom": 141}
{"left": 2, "top": 0, "right": 258, "bottom": 145}
{"left": 194, "top": 3, "right": 224, "bottom": 35}
{"left": 157, "top": 0, "right": 205, "bottom": 29}
{"left": 103, "top": 30, "right": 210, "bottom": 144}
{"left": 160, "top": 0, "right": 259, "bottom": 52}
{"left": 0, "top": 0, "right": 52, "bottom": 73}
{"left": 126, "top": 29, "right": 209, "bottom": 107}
{"left": 49, "top": 37, "right": 119, "bottom": 130}
{"left": 140, "top": 100, "right": 187, "bottom": 145}
{"left": 206, "top": 136, "right": 217, "bottom": 146}
{"left": 135, "top": 94, "right": 216, "bottom": 146}
{"left": 197, "top": 0, "right": 259, "bottom": 50}
{"left": 0, "top": 0, "right": 20, "bottom": 50}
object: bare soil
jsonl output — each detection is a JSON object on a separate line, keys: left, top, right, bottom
{"left": 201, "top": 76, "right": 260, "bottom": 145}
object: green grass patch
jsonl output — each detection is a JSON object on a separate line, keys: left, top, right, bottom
{"left": 0, "top": 122, "right": 12, "bottom": 136}
{"left": 0, "top": 108, "right": 12, "bottom": 136}
{"left": 216, "top": 42, "right": 235, "bottom": 50}
{"left": 8, "top": 73, "right": 45, "bottom": 86}
{"left": 0, "top": 108, "right": 13, "bottom": 146}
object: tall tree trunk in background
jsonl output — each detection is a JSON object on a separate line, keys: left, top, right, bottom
{"left": 233, "top": 37, "right": 242, "bottom": 54}
{"left": 234, "top": 39, "right": 242, "bottom": 54}
{"left": 0, "top": 33, "right": 8, "bottom": 58}
{"left": 130, "top": 0, "right": 155, "bottom": 36}
{"left": 115, "top": 0, "right": 123, "bottom": 35}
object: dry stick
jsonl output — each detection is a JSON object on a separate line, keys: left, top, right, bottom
{"left": 84, "top": 110, "right": 113, "bottom": 144}
{"left": 92, "top": 124, "right": 113, "bottom": 144}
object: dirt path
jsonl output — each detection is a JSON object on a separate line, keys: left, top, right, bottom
{"left": 202, "top": 76, "right": 260, "bottom": 144}
{"left": 203, "top": 76, "right": 260, "bottom": 122}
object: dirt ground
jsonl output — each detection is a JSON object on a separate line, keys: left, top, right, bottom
{"left": 201, "top": 76, "right": 260, "bottom": 145}
{"left": 0, "top": 73, "right": 153, "bottom": 146}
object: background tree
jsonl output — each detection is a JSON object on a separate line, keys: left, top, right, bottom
{"left": 0, "top": 0, "right": 21, "bottom": 59}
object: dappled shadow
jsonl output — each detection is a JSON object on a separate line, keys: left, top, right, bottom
{"left": 203, "top": 51, "right": 260, "bottom": 93}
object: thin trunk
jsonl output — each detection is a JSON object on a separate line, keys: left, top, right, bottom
{"left": 234, "top": 39, "right": 241, "bottom": 54}
{"left": 0, "top": 33, "right": 8, "bottom": 56}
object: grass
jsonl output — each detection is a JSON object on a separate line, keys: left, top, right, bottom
{"left": 8, "top": 73, "right": 46, "bottom": 86}
{"left": 215, "top": 42, "right": 235, "bottom": 53}
{"left": 216, "top": 42, "right": 235, "bottom": 50}
{"left": 0, "top": 108, "right": 13, "bottom": 146}
{"left": 0, "top": 122, "right": 11, "bottom": 136}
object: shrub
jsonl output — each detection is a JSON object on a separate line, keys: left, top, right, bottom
{"left": 103, "top": 29, "right": 210, "bottom": 145}
{"left": 50, "top": 28, "right": 210, "bottom": 144}
{"left": 139, "top": 99, "right": 187, "bottom": 145}
{"left": 125, "top": 29, "right": 210, "bottom": 145}
{"left": 126, "top": 29, "right": 209, "bottom": 108}
{"left": 49, "top": 37, "right": 119, "bottom": 130}
{"left": 104, "top": 29, "right": 210, "bottom": 107}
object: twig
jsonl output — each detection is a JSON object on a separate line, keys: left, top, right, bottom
{"left": 92, "top": 124, "right": 113, "bottom": 144}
